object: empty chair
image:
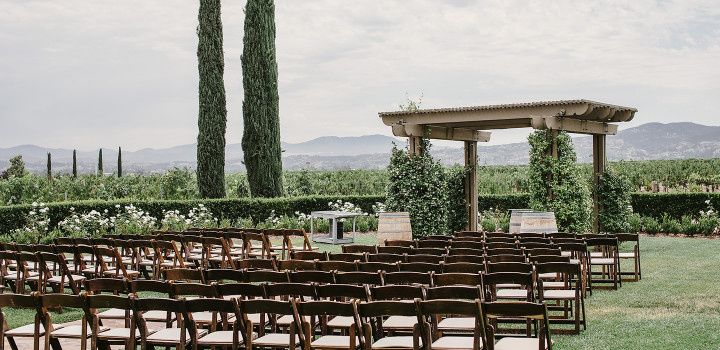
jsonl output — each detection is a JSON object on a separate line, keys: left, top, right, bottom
{"left": 384, "top": 271, "right": 433, "bottom": 286}
{"left": 84, "top": 293, "right": 139, "bottom": 350}
{"left": 239, "top": 299, "right": 302, "bottom": 349}
{"left": 370, "top": 285, "right": 424, "bottom": 333}
{"left": 38, "top": 252, "right": 85, "bottom": 294}
{"left": 134, "top": 297, "right": 200, "bottom": 350}
{"left": 483, "top": 272, "right": 534, "bottom": 302}
{"left": 432, "top": 273, "right": 482, "bottom": 287}
{"left": 277, "top": 259, "right": 317, "bottom": 271}
{"left": 416, "top": 299, "right": 484, "bottom": 350}
{"left": 172, "top": 282, "right": 221, "bottom": 326}
{"left": 295, "top": 300, "right": 362, "bottom": 350}
{"left": 130, "top": 280, "right": 176, "bottom": 327}
{"left": 84, "top": 278, "right": 133, "bottom": 328}
{"left": 184, "top": 298, "right": 243, "bottom": 349}
{"left": 290, "top": 270, "right": 336, "bottom": 284}
{"left": 205, "top": 268, "right": 245, "bottom": 284}
{"left": 383, "top": 240, "right": 416, "bottom": 248}
{"left": 0, "top": 293, "right": 44, "bottom": 350}
{"left": 444, "top": 255, "right": 484, "bottom": 265}
{"left": 235, "top": 258, "right": 277, "bottom": 271}
{"left": 244, "top": 270, "right": 289, "bottom": 283}
{"left": 399, "top": 262, "right": 441, "bottom": 273}
{"left": 536, "top": 262, "right": 586, "bottom": 334}
{"left": 317, "top": 284, "right": 370, "bottom": 332}
{"left": 335, "top": 271, "right": 384, "bottom": 286}
{"left": 377, "top": 246, "right": 414, "bottom": 255}
{"left": 94, "top": 247, "right": 140, "bottom": 280}
{"left": 616, "top": 233, "right": 641, "bottom": 281}
{"left": 39, "top": 294, "right": 100, "bottom": 350}
{"left": 357, "top": 262, "right": 399, "bottom": 273}
{"left": 481, "top": 301, "right": 552, "bottom": 350}
{"left": 406, "top": 254, "right": 444, "bottom": 264}
{"left": 328, "top": 253, "right": 366, "bottom": 263}
{"left": 356, "top": 301, "right": 422, "bottom": 350}
{"left": 414, "top": 248, "right": 447, "bottom": 256}
{"left": 586, "top": 237, "right": 621, "bottom": 291}
{"left": 317, "top": 260, "right": 358, "bottom": 272}
{"left": 416, "top": 240, "right": 448, "bottom": 249}
{"left": 448, "top": 248, "right": 484, "bottom": 257}
{"left": 367, "top": 253, "right": 404, "bottom": 264}
{"left": 164, "top": 268, "right": 205, "bottom": 283}
{"left": 441, "top": 262, "right": 485, "bottom": 274}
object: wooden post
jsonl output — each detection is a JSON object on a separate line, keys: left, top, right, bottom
{"left": 408, "top": 136, "right": 423, "bottom": 157}
{"left": 547, "top": 130, "right": 559, "bottom": 201}
{"left": 592, "top": 134, "right": 606, "bottom": 233}
{"left": 464, "top": 141, "right": 478, "bottom": 231}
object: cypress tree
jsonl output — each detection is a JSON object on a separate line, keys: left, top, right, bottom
{"left": 241, "top": 0, "right": 284, "bottom": 198}
{"left": 46, "top": 152, "right": 52, "bottom": 180}
{"left": 72, "top": 150, "right": 77, "bottom": 178}
{"left": 117, "top": 146, "right": 123, "bottom": 177}
{"left": 98, "top": 148, "right": 103, "bottom": 176}
{"left": 196, "top": 0, "right": 227, "bottom": 198}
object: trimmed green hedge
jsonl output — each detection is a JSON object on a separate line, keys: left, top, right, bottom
{"left": 1, "top": 192, "right": 717, "bottom": 234}
{"left": 630, "top": 192, "right": 720, "bottom": 219}
{"left": 0, "top": 195, "right": 384, "bottom": 234}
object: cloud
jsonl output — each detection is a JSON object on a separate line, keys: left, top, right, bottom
{"left": 0, "top": 0, "right": 718, "bottom": 150}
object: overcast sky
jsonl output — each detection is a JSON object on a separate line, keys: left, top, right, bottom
{"left": 1, "top": 0, "right": 718, "bottom": 151}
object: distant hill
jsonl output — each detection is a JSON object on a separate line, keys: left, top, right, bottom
{"left": 2, "top": 123, "right": 720, "bottom": 173}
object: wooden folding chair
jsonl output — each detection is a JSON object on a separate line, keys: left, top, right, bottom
{"left": 317, "top": 261, "right": 358, "bottom": 273}
{"left": 39, "top": 294, "right": 99, "bottom": 350}
{"left": 316, "top": 284, "right": 369, "bottom": 332}
{"left": 334, "top": 272, "right": 384, "bottom": 287}
{"left": 416, "top": 299, "right": 484, "bottom": 350}
{"left": 94, "top": 247, "right": 140, "bottom": 280}
{"left": 586, "top": 237, "right": 621, "bottom": 291}
{"left": 84, "top": 278, "right": 133, "bottom": 328}
{"left": 356, "top": 301, "right": 422, "bottom": 350}
{"left": 369, "top": 285, "right": 424, "bottom": 334}
{"left": 291, "top": 251, "right": 328, "bottom": 261}
{"left": 406, "top": 254, "right": 443, "bottom": 264}
{"left": 84, "top": 294, "right": 138, "bottom": 350}
{"left": 0, "top": 293, "right": 44, "bottom": 350}
{"left": 296, "top": 300, "right": 363, "bottom": 350}
{"left": 384, "top": 272, "right": 433, "bottom": 287}
{"left": 163, "top": 268, "right": 205, "bottom": 284}
{"left": 383, "top": 240, "right": 415, "bottom": 248}
{"left": 481, "top": 301, "right": 552, "bottom": 350}
{"left": 38, "top": 252, "right": 85, "bottom": 294}
{"left": 328, "top": 253, "right": 366, "bottom": 263}
{"left": 236, "top": 258, "right": 277, "bottom": 271}
{"left": 185, "top": 298, "right": 243, "bottom": 350}
{"left": 441, "top": 262, "right": 485, "bottom": 274}
{"left": 416, "top": 240, "right": 448, "bottom": 249}
{"left": 239, "top": 299, "right": 302, "bottom": 349}
{"left": 536, "top": 262, "right": 586, "bottom": 334}
{"left": 616, "top": 233, "right": 641, "bottom": 281}
{"left": 134, "top": 297, "right": 200, "bottom": 350}
{"left": 376, "top": 246, "right": 414, "bottom": 255}
{"left": 130, "top": 280, "right": 176, "bottom": 327}
{"left": 357, "top": 262, "right": 399, "bottom": 273}
{"left": 367, "top": 254, "right": 403, "bottom": 264}
{"left": 16, "top": 252, "right": 43, "bottom": 294}
{"left": 342, "top": 245, "right": 378, "bottom": 254}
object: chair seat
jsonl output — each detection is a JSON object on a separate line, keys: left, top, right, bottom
{"left": 542, "top": 281, "right": 567, "bottom": 289}
{"left": 591, "top": 258, "right": 615, "bottom": 265}
{"left": 537, "top": 272, "right": 557, "bottom": 279}
{"left": 48, "top": 275, "right": 86, "bottom": 284}
{"left": 6, "top": 323, "right": 46, "bottom": 337}
{"left": 437, "top": 317, "right": 475, "bottom": 330}
{"left": 97, "top": 327, "right": 140, "bottom": 340}
{"left": 192, "top": 311, "right": 235, "bottom": 324}
{"left": 326, "top": 315, "right": 355, "bottom": 328}
{"left": 143, "top": 310, "right": 177, "bottom": 321}
{"left": 312, "top": 335, "right": 361, "bottom": 348}
{"left": 543, "top": 289, "right": 577, "bottom": 300}
{"left": 147, "top": 328, "right": 206, "bottom": 344}
{"left": 247, "top": 313, "right": 262, "bottom": 325}
{"left": 276, "top": 314, "right": 294, "bottom": 326}
{"left": 51, "top": 324, "right": 107, "bottom": 339}
{"left": 496, "top": 283, "right": 520, "bottom": 288}
{"left": 560, "top": 251, "right": 571, "bottom": 257}
{"left": 432, "top": 336, "right": 479, "bottom": 349}
{"left": 494, "top": 337, "right": 549, "bottom": 350}
{"left": 5, "top": 272, "right": 38, "bottom": 280}
{"left": 139, "top": 259, "right": 156, "bottom": 266}
{"left": 98, "top": 308, "right": 132, "bottom": 319}
{"left": 372, "top": 336, "right": 421, "bottom": 349}
{"left": 589, "top": 252, "right": 603, "bottom": 258}
{"left": 197, "top": 331, "right": 239, "bottom": 345}
{"left": 619, "top": 252, "right": 637, "bottom": 258}
{"left": 496, "top": 289, "right": 529, "bottom": 299}
{"left": 254, "top": 333, "right": 300, "bottom": 346}
{"left": 383, "top": 315, "right": 417, "bottom": 329}
{"left": 82, "top": 267, "right": 97, "bottom": 274}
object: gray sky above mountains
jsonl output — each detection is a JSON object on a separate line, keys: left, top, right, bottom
{"left": 1, "top": 0, "right": 718, "bottom": 151}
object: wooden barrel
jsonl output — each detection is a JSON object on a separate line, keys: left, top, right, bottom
{"left": 377, "top": 212, "right": 412, "bottom": 242}
{"left": 509, "top": 209, "right": 534, "bottom": 234}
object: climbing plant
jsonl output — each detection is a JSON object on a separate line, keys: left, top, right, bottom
{"left": 596, "top": 167, "right": 633, "bottom": 232}
{"left": 196, "top": 0, "right": 227, "bottom": 198}
{"left": 527, "top": 130, "right": 591, "bottom": 232}
{"left": 241, "top": 0, "right": 284, "bottom": 198}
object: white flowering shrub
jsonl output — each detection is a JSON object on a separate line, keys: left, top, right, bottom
{"left": 161, "top": 209, "right": 187, "bottom": 231}
{"left": 186, "top": 204, "right": 217, "bottom": 228}
{"left": 58, "top": 207, "right": 112, "bottom": 237}
{"left": 328, "top": 200, "right": 366, "bottom": 214}
{"left": 113, "top": 204, "right": 157, "bottom": 234}
{"left": 10, "top": 202, "right": 51, "bottom": 243}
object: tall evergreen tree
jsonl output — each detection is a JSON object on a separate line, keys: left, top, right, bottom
{"left": 241, "top": 0, "right": 284, "bottom": 197}
{"left": 117, "top": 146, "right": 123, "bottom": 177}
{"left": 46, "top": 152, "right": 52, "bottom": 180}
{"left": 196, "top": 0, "right": 227, "bottom": 198}
{"left": 98, "top": 149, "right": 103, "bottom": 176}
{"left": 72, "top": 150, "right": 77, "bottom": 178}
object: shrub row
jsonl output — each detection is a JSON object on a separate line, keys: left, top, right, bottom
{"left": 0, "top": 195, "right": 384, "bottom": 234}
{"left": 1, "top": 192, "right": 718, "bottom": 234}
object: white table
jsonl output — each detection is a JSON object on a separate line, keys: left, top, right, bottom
{"left": 310, "top": 211, "right": 363, "bottom": 244}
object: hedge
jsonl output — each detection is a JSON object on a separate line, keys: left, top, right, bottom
{"left": 1, "top": 192, "right": 717, "bottom": 234}
{"left": 0, "top": 195, "right": 384, "bottom": 234}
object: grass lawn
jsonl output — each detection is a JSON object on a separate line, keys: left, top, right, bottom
{"left": 3, "top": 236, "right": 719, "bottom": 349}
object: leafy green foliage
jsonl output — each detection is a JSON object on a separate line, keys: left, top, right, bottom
{"left": 72, "top": 150, "right": 77, "bottom": 178}
{"left": 386, "top": 141, "right": 449, "bottom": 237}
{"left": 0, "top": 155, "right": 27, "bottom": 179}
{"left": 46, "top": 152, "right": 52, "bottom": 180}
{"left": 97, "top": 149, "right": 103, "bottom": 175}
{"left": 241, "top": 0, "right": 284, "bottom": 198}
{"left": 527, "top": 130, "right": 591, "bottom": 232}
{"left": 196, "top": 0, "right": 227, "bottom": 198}
{"left": 596, "top": 168, "right": 633, "bottom": 232}
{"left": 445, "top": 166, "right": 469, "bottom": 233}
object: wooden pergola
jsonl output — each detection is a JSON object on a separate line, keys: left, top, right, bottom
{"left": 379, "top": 99, "right": 637, "bottom": 233}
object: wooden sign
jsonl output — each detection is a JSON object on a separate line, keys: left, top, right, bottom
{"left": 377, "top": 212, "right": 412, "bottom": 242}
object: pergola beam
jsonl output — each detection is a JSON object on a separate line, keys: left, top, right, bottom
{"left": 392, "top": 124, "right": 491, "bottom": 142}
{"left": 532, "top": 116, "right": 618, "bottom": 135}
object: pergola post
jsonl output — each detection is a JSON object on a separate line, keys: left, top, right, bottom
{"left": 408, "top": 136, "right": 423, "bottom": 157}
{"left": 547, "top": 130, "right": 559, "bottom": 201}
{"left": 592, "top": 134, "right": 607, "bottom": 233}
{"left": 464, "top": 141, "right": 478, "bottom": 231}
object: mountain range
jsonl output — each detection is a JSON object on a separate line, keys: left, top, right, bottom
{"left": 2, "top": 122, "right": 720, "bottom": 174}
